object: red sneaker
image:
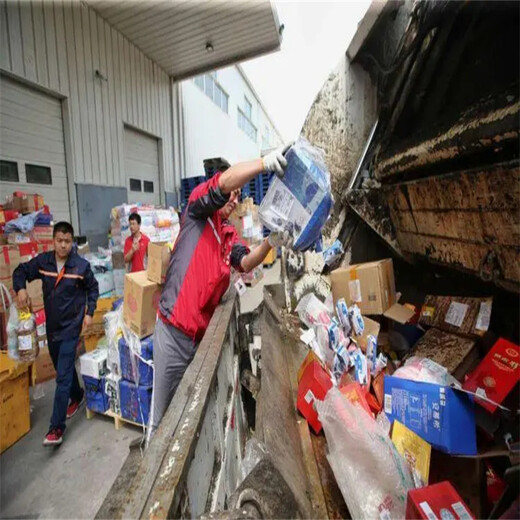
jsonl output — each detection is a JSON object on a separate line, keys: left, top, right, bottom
{"left": 66, "top": 391, "right": 85, "bottom": 419}
{"left": 43, "top": 427, "right": 63, "bottom": 446}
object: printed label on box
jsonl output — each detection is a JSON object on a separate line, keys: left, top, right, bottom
{"left": 476, "top": 301, "right": 492, "bottom": 331}
{"left": 384, "top": 393, "right": 392, "bottom": 414}
{"left": 445, "top": 302, "right": 469, "bottom": 328}
{"left": 419, "top": 501, "right": 437, "bottom": 520}
{"left": 271, "top": 185, "right": 295, "bottom": 218}
{"left": 349, "top": 279, "right": 362, "bottom": 303}
{"left": 234, "top": 277, "right": 247, "bottom": 296}
{"left": 304, "top": 389, "right": 316, "bottom": 404}
{"left": 452, "top": 501, "right": 472, "bottom": 519}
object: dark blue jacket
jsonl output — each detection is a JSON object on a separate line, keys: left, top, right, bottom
{"left": 12, "top": 251, "right": 99, "bottom": 342}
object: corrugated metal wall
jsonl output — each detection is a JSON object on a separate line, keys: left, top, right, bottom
{"left": 0, "top": 0, "right": 174, "bottom": 191}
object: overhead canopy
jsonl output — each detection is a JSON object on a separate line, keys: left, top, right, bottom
{"left": 87, "top": 0, "right": 282, "bottom": 79}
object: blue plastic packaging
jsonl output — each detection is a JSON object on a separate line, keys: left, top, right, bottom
{"left": 119, "top": 379, "right": 152, "bottom": 425}
{"left": 83, "top": 375, "right": 109, "bottom": 414}
{"left": 323, "top": 239, "right": 344, "bottom": 266}
{"left": 259, "top": 139, "right": 333, "bottom": 251}
{"left": 119, "top": 336, "right": 153, "bottom": 386}
{"left": 384, "top": 375, "right": 477, "bottom": 455}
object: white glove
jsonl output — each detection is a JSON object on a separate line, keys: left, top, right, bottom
{"left": 268, "top": 230, "right": 294, "bottom": 249}
{"left": 262, "top": 147, "right": 288, "bottom": 177}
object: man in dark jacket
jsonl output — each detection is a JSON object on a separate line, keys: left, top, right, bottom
{"left": 147, "top": 148, "right": 293, "bottom": 443}
{"left": 13, "top": 221, "right": 99, "bottom": 446}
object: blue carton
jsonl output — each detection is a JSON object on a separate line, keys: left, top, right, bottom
{"left": 119, "top": 336, "right": 153, "bottom": 386}
{"left": 119, "top": 379, "right": 152, "bottom": 425}
{"left": 384, "top": 375, "right": 477, "bottom": 455}
{"left": 259, "top": 139, "right": 333, "bottom": 252}
{"left": 83, "top": 375, "right": 109, "bottom": 414}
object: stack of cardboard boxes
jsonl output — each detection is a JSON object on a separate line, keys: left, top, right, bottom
{"left": 0, "top": 192, "right": 54, "bottom": 386}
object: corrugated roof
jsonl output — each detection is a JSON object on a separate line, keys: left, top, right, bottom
{"left": 87, "top": 0, "right": 282, "bottom": 79}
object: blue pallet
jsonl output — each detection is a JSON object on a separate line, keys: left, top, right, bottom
{"left": 83, "top": 375, "right": 109, "bottom": 414}
{"left": 119, "top": 336, "right": 153, "bottom": 387}
{"left": 119, "top": 379, "right": 152, "bottom": 425}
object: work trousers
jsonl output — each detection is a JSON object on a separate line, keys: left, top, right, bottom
{"left": 146, "top": 319, "right": 197, "bottom": 445}
{"left": 48, "top": 338, "right": 83, "bottom": 431}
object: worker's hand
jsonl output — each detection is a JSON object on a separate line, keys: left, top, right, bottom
{"left": 268, "top": 230, "right": 294, "bottom": 249}
{"left": 262, "top": 146, "right": 289, "bottom": 178}
{"left": 82, "top": 315, "right": 93, "bottom": 336}
{"left": 16, "top": 289, "right": 29, "bottom": 309}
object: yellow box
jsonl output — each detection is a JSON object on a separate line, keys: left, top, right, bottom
{"left": 84, "top": 334, "right": 105, "bottom": 353}
{"left": 0, "top": 367, "right": 30, "bottom": 453}
{"left": 263, "top": 248, "right": 276, "bottom": 265}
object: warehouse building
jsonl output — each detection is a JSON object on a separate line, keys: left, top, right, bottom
{"left": 0, "top": 0, "right": 282, "bottom": 245}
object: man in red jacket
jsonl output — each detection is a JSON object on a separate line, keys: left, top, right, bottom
{"left": 147, "top": 149, "right": 292, "bottom": 442}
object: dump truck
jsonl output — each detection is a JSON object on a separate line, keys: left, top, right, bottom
{"left": 99, "top": 1, "right": 519, "bottom": 518}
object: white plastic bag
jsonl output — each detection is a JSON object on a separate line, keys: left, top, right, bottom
{"left": 316, "top": 387, "right": 414, "bottom": 519}
{"left": 393, "top": 356, "right": 460, "bottom": 387}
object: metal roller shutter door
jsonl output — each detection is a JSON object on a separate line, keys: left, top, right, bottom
{"left": 124, "top": 127, "right": 160, "bottom": 205}
{"left": 0, "top": 76, "right": 70, "bottom": 222}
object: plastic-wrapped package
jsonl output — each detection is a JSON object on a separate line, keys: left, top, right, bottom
{"left": 394, "top": 356, "right": 460, "bottom": 387}
{"left": 15, "top": 308, "right": 39, "bottom": 362}
{"left": 5, "top": 210, "right": 43, "bottom": 234}
{"left": 316, "top": 387, "right": 414, "bottom": 519}
{"left": 6, "top": 303, "right": 19, "bottom": 359}
{"left": 323, "top": 239, "right": 344, "bottom": 266}
{"left": 349, "top": 304, "right": 365, "bottom": 336}
{"left": 295, "top": 293, "right": 331, "bottom": 329}
{"left": 336, "top": 298, "right": 351, "bottom": 336}
{"left": 259, "top": 138, "right": 333, "bottom": 251}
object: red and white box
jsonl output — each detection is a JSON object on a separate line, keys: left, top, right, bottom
{"left": 406, "top": 481, "right": 475, "bottom": 519}
{"left": 463, "top": 338, "right": 520, "bottom": 412}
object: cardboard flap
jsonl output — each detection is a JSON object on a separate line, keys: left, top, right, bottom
{"left": 384, "top": 303, "right": 415, "bottom": 324}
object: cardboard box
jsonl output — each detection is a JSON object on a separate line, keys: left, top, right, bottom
{"left": 0, "top": 365, "right": 30, "bottom": 454}
{"left": 297, "top": 350, "right": 330, "bottom": 383}
{"left": 463, "top": 338, "right": 520, "bottom": 413}
{"left": 352, "top": 315, "right": 380, "bottom": 352}
{"left": 296, "top": 360, "right": 333, "bottom": 434}
{"left": 27, "top": 279, "right": 44, "bottom": 312}
{"left": 391, "top": 420, "right": 431, "bottom": 487}
{"left": 406, "top": 481, "right": 475, "bottom": 519}
{"left": 339, "top": 382, "right": 372, "bottom": 416}
{"left": 384, "top": 375, "right": 476, "bottom": 455}
{"left": 419, "top": 295, "right": 492, "bottom": 338}
{"left": 263, "top": 247, "right": 276, "bottom": 265}
{"left": 123, "top": 271, "right": 161, "bottom": 338}
{"left": 79, "top": 348, "right": 107, "bottom": 379}
{"left": 412, "top": 328, "right": 478, "bottom": 381}
{"left": 84, "top": 334, "right": 104, "bottom": 353}
{"left": 111, "top": 251, "right": 125, "bottom": 270}
{"left": 147, "top": 242, "right": 170, "bottom": 284}
{"left": 34, "top": 343, "right": 56, "bottom": 384}
{"left": 5, "top": 193, "right": 44, "bottom": 214}
{"left": 330, "top": 259, "right": 396, "bottom": 315}
{"left": 32, "top": 226, "right": 53, "bottom": 244}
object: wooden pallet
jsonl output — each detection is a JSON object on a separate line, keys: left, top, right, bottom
{"left": 86, "top": 407, "right": 144, "bottom": 430}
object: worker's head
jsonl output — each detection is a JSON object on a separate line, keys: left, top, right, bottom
{"left": 53, "top": 222, "right": 74, "bottom": 260}
{"left": 129, "top": 213, "right": 141, "bottom": 235}
{"left": 219, "top": 189, "right": 240, "bottom": 219}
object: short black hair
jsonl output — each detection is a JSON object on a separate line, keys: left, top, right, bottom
{"left": 129, "top": 212, "right": 141, "bottom": 225}
{"left": 53, "top": 221, "right": 74, "bottom": 237}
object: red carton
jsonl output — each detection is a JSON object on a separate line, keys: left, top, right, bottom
{"left": 297, "top": 360, "right": 333, "bottom": 434}
{"left": 463, "top": 338, "right": 520, "bottom": 412}
{"left": 406, "top": 481, "right": 475, "bottom": 519}
{"left": 339, "top": 382, "right": 372, "bottom": 416}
